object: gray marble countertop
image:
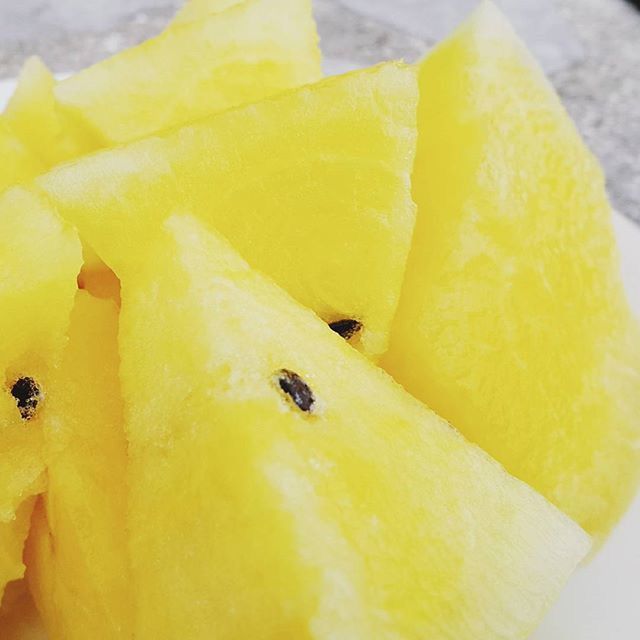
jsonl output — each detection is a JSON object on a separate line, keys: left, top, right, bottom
{"left": 0, "top": 0, "right": 638, "bottom": 224}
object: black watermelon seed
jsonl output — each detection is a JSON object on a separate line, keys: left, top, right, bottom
{"left": 328, "top": 318, "right": 362, "bottom": 341}
{"left": 10, "top": 377, "right": 42, "bottom": 421}
{"left": 276, "top": 369, "right": 315, "bottom": 413}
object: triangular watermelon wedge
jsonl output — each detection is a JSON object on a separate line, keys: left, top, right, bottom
{"left": 112, "top": 212, "right": 589, "bottom": 639}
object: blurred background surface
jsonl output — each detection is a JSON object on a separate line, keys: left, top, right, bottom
{"left": 0, "top": 0, "right": 638, "bottom": 224}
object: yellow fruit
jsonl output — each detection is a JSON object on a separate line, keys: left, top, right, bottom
{"left": 384, "top": 1, "right": 640, "bottom": 544}
{"left": 54, "top": 0, "right": 321, "bottom": 148}
{"left": 4, "top": 2, "right": 320, "bottom": 302}
{"left": 0, "top": 188, "right": 82, "bottom": 600}
{"left": 3, "top": 1, "right": 319, "bottom": 172}
{"left": 0, "top": 579, "right": 47, "bottom": 640}
{"left": 4, "top": 57, "right": 93, "bottom": 166}
{"left": 171, "top": 0, "right": 243, "bottom": 25}
{"left": 4, "top": 1, "right": 320, "bottom": 303}
{"left": 37, "top": 63, "right": 418, "bottom": 357}
{"left": 0, "top": 500, "right": 36, "bottom": 600}
{"left": 0, "top": 118, "right": 43, "bottom": 193}
{"left": 108, "top": 213, "right": 589, "bottom": 639}
{"left": 26, "top": 291, "right": 131, "bottom": 640}
{"left": 4, "top": 57, "right": 56, "bottom": 163}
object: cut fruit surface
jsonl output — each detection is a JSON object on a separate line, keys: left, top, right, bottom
{"left": 3, "top": 0, "right": 320, "bottom": 293}
{"left": 114, "top": 213, "right": 588, "bottom": 639}
{"left": 384, "top": 0, "right": 640, "bottom": 544}
{"left": 0, "top": 119, "right": 43, "bottom": 193}
{"left": 37, "top": 63, "right": 418, "bottom": 357}
{"left": 4, "top": 57, "right": 93, "bottom": 166}
{"left": 54, "top": 0, "right": 321, "bottom": 147}
{"left": 0, "top": 188, "right": 82, "bottom": 600}
{"left": 26, "top": 292, "right": 131, "bottom": 640}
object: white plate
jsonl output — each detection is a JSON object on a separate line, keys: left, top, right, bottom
{"left": 1, "top": 76, "right": 639, "bottom": 639}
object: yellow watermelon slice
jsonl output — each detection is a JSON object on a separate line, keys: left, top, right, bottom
{"left": 384, "top": 1, "right": 640, "bottom": 544}
{"left": 108, "top": 213, "right": 589, "bottom": 639}
{"left": 0, "top": 119, "right": 43, "bottom": 193}
{"left": 0, "top": 189, "right": 82, "bottom": 600}
{"left": 4, "top": 57, "right": 93, "bottom": 166}
{"left": 36, "top": 63, "right": 418, "bottom": 357}
{"left": 54, "top": 0, "right": 321, "bottom": 148}
{"left": 26, "top": 292, "right": 130, "bottom": 640}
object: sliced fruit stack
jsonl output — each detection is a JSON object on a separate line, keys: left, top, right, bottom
{"left": 0, "top": 1, "right": 637, "bottom": 638}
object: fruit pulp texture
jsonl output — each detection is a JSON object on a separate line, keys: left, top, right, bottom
{"left": 27, "top": 292, "right": 131, "bottom": 640}
{"left": 0, "top": 188, "right": 81, "bottom": 599}
{"left": 37, "top": 63, "right": 419, "bottom": 358}
{"left": 113, "top": 213, "right": 588, "bottom": 639}
{"left": 384, "top": 0, "right": 640, "bottom": 544}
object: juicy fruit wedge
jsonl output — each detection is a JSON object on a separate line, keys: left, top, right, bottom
{"left": 0, "top": 579, "right": 46, "bottom": 640}
{"left": 4, "top": 57, "right": 93, "bottom": 166}
{"left": 54, "top": 0, "right": 321, "bottom": 147}
{"left": 171, "top": 0, "right": 244, "bottom": 25}
{"left": 26, "top": 292, "right": 130, "bottom": 640}
{"left": 3, "top": 1, "right": 319, "bottom": 168}
{"left": 4, "top": 2, "right": 319, "bottom": 302}
{"left": 2, "top": 59, "right": 107, "bottom": 295}
{"left": 114, "top": 213, "right": 588, "bottom": 639}
{"left": 384, "top": 1, "right": 640, "bottom": 544}
{"left": 37, "top": 63, "right": 418, "bottom": 357}
{"left": 0, "top": 119, "right": 43, "bottom": 192}
{"left": 0, "top": 188, "right": 82, "bottom": 599}
{"left": 4, "top": 57, "right": 58, "bottom": 164}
